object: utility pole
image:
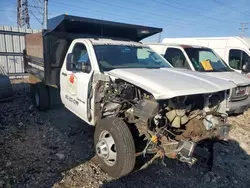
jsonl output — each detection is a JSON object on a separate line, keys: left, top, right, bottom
{"left": 43, "top": 0, "right": 48, "bottom": 29}
{"left": 239, "top": 22, "right": 249, "bottom": 37}
{"left": 17, "top": 0, "right": 30, "bottom": 28}
{"left": 158, "top": 32, "right": 162, "bottom": 43}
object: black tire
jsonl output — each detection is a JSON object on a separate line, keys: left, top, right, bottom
{"left": 48, "top": 86, "right": 63, "bottom": 109}
{"left": 94, "top": 117, "right": 136, "bottom": 178}
{"left": 30, "top": 84, "right": 36, "bottom": 97}
{"left": 32, "top": 83, "right": 50, "bottom": 111}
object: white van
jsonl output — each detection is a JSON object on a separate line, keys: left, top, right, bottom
{"left": 160, "top": 37, "right": 250, "bottom": 75}
{"left": 148, "top": 43, "right": 250, "bottom": 114}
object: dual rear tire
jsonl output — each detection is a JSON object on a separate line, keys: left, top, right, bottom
{"left": 30, "top": 83, "right": 50, "bottom": 111}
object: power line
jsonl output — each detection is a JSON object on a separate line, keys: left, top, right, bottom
{"left": 72, "top": 0, "right": 193, "bottom": 26}
{"left": 29, "top": 10, "right": 43, "bottom": 25}
{"left": 81, "top": 0, "right": 233, "bottom": 31}
{"left": 122, "top": 0, "right": 233, "bottom": 28}
{"left": 50, "top": 0, "right": 172, "bottom": 26}
{"left": 82, "top": 0, "right": 241, "bottom": 28}
{"left": 27, "top": 0, "right": 49, "bottom": 29}
{"left": 124, "top": 0, "right": 211, "bottom": 13}
{"left": 30, "top": 0, "right": 44, "bottom": 14}
{"left": 2, "top": 0, "right": 239, "bottom": 34}
{"left": 0, "top": 9, "right": 16, "bottom": 13}
{"left": 50, "top": 0, "right": 223, "bottom": 32}
{"left": 211, "top": 0, "right": 250, "bottom": 16}
{"left": 28, "top": 5, "right": 43, "bottom": 9}
{"left": 29, "top": 0, "right": 44, "bottom": 26}
{"left": 153, "top": 0, "right": 238, "bottom": 24}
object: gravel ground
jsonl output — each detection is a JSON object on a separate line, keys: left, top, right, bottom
{"left": 0, "top": 81, "right": 250, "bottom": 188}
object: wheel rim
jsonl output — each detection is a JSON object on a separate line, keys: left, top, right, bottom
{"left": 96, "top": 130, "right": 117, "bottom": 166}
{"left": 35, "top": 91, "right": 39, "bottom": 107}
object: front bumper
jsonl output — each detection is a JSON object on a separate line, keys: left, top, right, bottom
{"left": 174, "top": 124, "right": 231, "bottom": 165}
{"left": 227, "top": 96, "right": 250, "bottom": 114}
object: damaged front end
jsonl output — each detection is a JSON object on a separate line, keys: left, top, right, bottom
{"left": 96, "top": 77, "right": 232, "bottom": 170}
{"left": 131, "top": 93, "right": 231, "bottom": 169}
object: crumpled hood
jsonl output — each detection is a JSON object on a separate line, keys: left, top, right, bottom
{"left": 205, "top": 71, "right": 250, "bottom": 86}
{"left": 107, "top": 68, "right": 236, "bottom": 100}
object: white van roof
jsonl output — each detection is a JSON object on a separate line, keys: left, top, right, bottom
{"left": 162, "top": 36, "right": 250, "bottom": 49}
{"left": 242, "top": 37, "right": 250, "bottom": 49}
{"left": 147, "top": 43, "right": 208, "bottom": 49}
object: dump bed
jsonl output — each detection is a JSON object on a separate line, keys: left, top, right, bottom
{"left": 24, "top": 14, "right": 162, "bottom": 87}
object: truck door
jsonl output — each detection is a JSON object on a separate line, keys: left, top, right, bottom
{"left": 60, "top": 41, "right": 93, "bottom": 122}
{"left": 163, "top": 47, "right": 193, "bottom": 70}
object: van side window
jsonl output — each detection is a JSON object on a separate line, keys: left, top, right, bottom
{"left": 229, "top": 49, "right": 250, "bottom": 70}
{"left": 164, "top": 48, "right": 190, "bottom": 69}
{"left": 70, "top": 43, "right": 91, "bottom": 73}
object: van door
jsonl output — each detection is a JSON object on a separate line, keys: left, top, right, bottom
{"left": 60, "top": 40, "right": 93, "bottom": 122}
{"left": 227, "top": 48, "right": 250, "bottom": 73}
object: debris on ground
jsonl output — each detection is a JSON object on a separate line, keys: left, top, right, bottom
{"left": 0, "top": 82, "right": 250, "bottom": 188}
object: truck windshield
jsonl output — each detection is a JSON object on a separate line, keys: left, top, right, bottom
{"left": 93, "top": 45, "right": 171, "bottom": 71}
{"left": 184, "top": 48, "right": 232, "bottom": 72}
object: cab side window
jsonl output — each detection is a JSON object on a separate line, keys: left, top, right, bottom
{"left": 229, "top": 49, "right": 250, "bottom": 70}
{"left": 164, "top": 48, "right": 191, "bottom": 69}
{"left": 70, "top": 43, "right": 91, "bottom": 73}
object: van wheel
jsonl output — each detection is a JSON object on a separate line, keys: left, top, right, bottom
{"left": 94, "top": 117, "right": 136, "bottom": 178}
{"left": 32, "top": 83, "right": 50, "bottom": 111}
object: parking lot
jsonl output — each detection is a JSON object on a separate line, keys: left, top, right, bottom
{"left": 0, "top": 81, "right": 249, "bottom": 188}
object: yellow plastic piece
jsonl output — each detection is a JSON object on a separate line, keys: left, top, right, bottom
{"left": 201, "top": 60, "right": 213, "bottom": 71}
{"left": 151, "top": 135, "right": 158, "bottom": 143}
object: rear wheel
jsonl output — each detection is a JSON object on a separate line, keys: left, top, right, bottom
{"left": 31, "top": 83, "right": 50, "bottom": 111}
{"left": 94, "top": 117, "right": 136, "bottom": 178}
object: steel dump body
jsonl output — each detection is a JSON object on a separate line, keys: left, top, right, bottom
{"left": 24, "top": 14, "right": 162, "bottom": 87}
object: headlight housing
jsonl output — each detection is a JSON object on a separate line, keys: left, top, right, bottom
{"left": 230, "top": 86, "right": 249, "bottom": 101}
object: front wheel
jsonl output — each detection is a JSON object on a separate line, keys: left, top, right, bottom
{"left": 94, "top": 117, "right": 136, "bottom": 178}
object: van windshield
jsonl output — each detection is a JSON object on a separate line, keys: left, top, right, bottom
{"left": 184, "top": 48, "right": 232, "bottom": 72}
{"left": 93, "top": 45, "right": 171, "bottom": 71}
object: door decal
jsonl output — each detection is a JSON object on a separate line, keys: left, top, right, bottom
{"left": 67, "top": 74, "right": 78, "bottom": 95}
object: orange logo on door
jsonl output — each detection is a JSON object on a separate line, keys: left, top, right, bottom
{"left": 69, "top": 74, "right": 74, "bottom": 84}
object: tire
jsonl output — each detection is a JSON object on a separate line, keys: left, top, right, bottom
{"left": 31, "top": 83, "right": 50, "bottom": 111}
{"left": 48, "top": 86, "right": 62, "bottom": 109}
{"left": 94, "top": 117, "right": 136, "bottom": 178}
{"left": 30, "top": 84, "right": 36, "bottom": 97}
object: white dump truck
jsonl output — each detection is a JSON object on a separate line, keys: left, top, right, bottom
{"left": 24, "top": 15, "right": 235, "bottom": 178}
{"left": 148, "top": 43, "right": 250, "bottom": 114}
{"left": 161, "top": 37, "right": 250, "bottom": 75}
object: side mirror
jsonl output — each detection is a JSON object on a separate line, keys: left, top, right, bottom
{"left": 66, "top": 53, "right": 75, "bottom": 70}
{"left": 242, "top": 61, "right": 250, "bottom": 73}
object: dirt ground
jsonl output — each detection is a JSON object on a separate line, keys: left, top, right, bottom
{"left": 0, "top": 81, "right": 250, "bottom": 188}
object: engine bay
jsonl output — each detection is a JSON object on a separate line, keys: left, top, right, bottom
{"left": 99, "top": 79, "right": 231, "bottom": 167}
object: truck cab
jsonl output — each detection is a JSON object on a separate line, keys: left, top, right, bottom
{"left": 24, "top": 15, "right": 235, "bottom": 178}
{"left": 148, "top": 43, "right": 250, "bottom": 114}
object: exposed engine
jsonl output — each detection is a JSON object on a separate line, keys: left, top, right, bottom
{"left": 166, "top": 97, "right": 192, "bottom": 128}
{"left": 100, "top": 79, "right": 231, "bottom": 167}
